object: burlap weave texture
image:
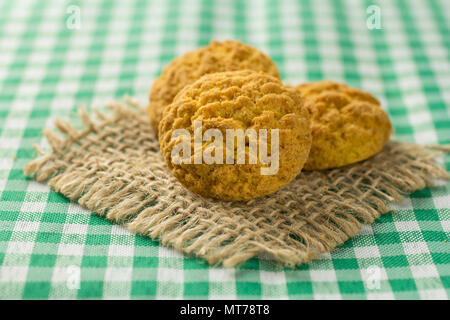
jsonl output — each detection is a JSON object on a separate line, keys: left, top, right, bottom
{"left": 24, "top": 99, "right": 448, "bottom": 267}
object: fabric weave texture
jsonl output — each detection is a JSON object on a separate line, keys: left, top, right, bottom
{"left": 0, "top": 0, "right": 449, "bottom": 299}
{"left": 23, "top": 100, "right": 448, "bottom": 268}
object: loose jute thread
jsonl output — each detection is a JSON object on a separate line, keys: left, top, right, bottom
{"left": 24, "top": 98, "right": 449, "bottom": 267}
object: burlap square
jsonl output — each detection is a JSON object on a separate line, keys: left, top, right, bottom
{"left": 24, "top": 98, "right": 449, "bottom": 267}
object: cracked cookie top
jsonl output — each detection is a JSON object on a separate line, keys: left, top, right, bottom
{"left": 159, "top": 70, "right": 311, "bottom": 201}
{"left": 295, "top": 80, "right": 392, "bottom": 170}
{"left": 147, "top": 40, "right": 280, "bottom": 132}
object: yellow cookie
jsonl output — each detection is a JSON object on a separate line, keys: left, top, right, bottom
{"left": 147, "top": 40, "right": 280, "bottom": 133}
{"left": 159, "top": 70, "right": 312, "bottom": 201}
{"left": 295, "top": 80, "right": 392, "bottom": 170}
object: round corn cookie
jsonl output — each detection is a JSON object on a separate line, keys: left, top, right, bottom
{"left": 147, "top": 40, "right": 280, "bottom": 133}
{"left": 159, "top": 70, "right": 312, "bottom": 201}
{"left": 295, "top": 81, "right": 392, "bottom": 170}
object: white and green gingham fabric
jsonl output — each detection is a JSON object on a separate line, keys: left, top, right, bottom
{"left": 0, "top": 0, "right": 449, "bottom": 299}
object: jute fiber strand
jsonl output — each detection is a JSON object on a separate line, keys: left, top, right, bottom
{"left": 24, "top": 98, "right": 449, "bottom": 267}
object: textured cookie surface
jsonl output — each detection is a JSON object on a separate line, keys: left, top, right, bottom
{"left": 148, "top": 40, "right": 280, "bottom": 132}
{"left": 295, "top": 81, "right": 392, "bottom": 170}
{"left": 159, "top": 70, "right": 312, "bottom": 201}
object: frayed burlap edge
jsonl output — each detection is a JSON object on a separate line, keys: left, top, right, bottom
{"left": 24, "top": 98, "right": 449, "bottom": 268}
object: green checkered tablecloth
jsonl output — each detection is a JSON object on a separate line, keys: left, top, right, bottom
{"left": 0, "top": 0, "right": 449, "bottom": 300}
